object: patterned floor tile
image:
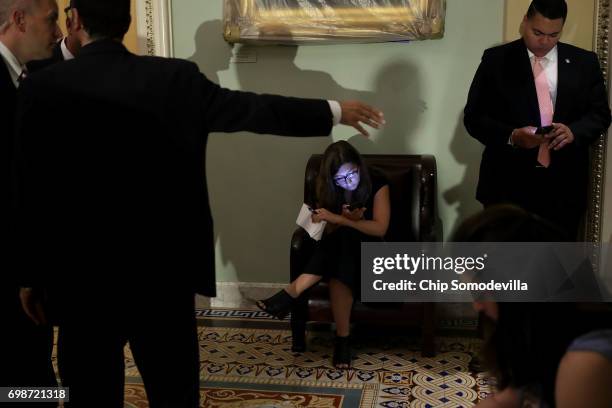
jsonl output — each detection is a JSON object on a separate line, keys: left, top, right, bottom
{"left": 122, "top": 326, "right": 489, "bottom": 407}
{"left": 52, "top": 310, "right": 490, "bottom": 407}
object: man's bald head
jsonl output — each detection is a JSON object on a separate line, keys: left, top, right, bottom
{"left": 0, "top": 0, "right": 41, "bottom": 31}
{"left": 0, "top": 0, "right": 61, "bottom": 63}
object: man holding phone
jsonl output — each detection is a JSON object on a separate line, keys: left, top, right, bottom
{"left": 464, "top": 0, "right": 611, "bottom": 239}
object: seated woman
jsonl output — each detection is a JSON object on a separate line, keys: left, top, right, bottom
{"left": 257, "top": 140, "right": 390, "bottom": 369}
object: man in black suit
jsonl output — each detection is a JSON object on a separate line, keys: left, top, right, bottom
{"left": 14, "top": 0, "right": 384, "bottom": 406}
{"left": 464, "top": 0, "right": 611, "bottom": 239}
{"left": 0, "top": 0, "right": 61, "bottom": 397}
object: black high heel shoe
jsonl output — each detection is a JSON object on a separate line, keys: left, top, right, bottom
{"left": 256, "top": 290, "right": 294, "bottom": 319}
{"left": 332, "top": 335, "right": 352, "bottom": 369}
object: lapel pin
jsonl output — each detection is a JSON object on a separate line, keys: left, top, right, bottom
{"left": 565, "top": 58, "right": 570, "bottom": 63}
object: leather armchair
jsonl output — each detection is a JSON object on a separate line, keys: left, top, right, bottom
{"left": 290, "top": 154, "right": 442, "bottom": 356}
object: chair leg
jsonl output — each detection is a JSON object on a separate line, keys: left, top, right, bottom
{"left": 290, "top": 295, "right": 308, "bottom": 352}
{"left": 421, "top": 303, "right": 435, "bottom": 357}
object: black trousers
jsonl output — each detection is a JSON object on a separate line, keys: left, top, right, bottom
{"left": 0, "top": 287, "right": 57, "bottom": 408}
{"left": 483, "top": 168, "right": 583, "bottom": 242}
{"left": 56, "top": 289, "right": 199, "bottom": 408}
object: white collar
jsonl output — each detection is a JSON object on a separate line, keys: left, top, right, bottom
{"left": 527, "top": 46, "right": 558, "bottom": 64}
{"left": 0, "top": 39, "right": 26, "bottom": 85}
{"left": 60, "top": 38, "right": 75, "bottom": 60}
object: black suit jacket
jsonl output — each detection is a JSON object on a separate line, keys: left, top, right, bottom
{"left": 2, "top": 58, "right": 17, "bottom": 258}
{"left": 464, "top": 39, "right": 610, "bottom": 229}
{"left": 14, "top": 40, "right": 333, "bottom": 297}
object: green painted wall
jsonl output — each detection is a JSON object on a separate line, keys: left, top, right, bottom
{"left": 170, "top": 0, "right": 504, "bottom": 283}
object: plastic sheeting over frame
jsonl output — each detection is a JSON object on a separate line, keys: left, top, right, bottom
{"left": 223, "top": 0, "right": 446, "bottom": 44}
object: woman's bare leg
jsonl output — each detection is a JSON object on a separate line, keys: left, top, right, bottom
{"left": 329, "top": 279, "right": 353, "bottom": 369}
{"left": 328, "top": 279, "right": 353, "bottom": 336}
{"left": 285, "top": 274, "right": 322, "bottom": 298}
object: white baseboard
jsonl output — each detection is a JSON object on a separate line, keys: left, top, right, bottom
{"left": 196, "top": 282, "right": 284, "bottom": 309}
{"left": 196, "top": 282, "right": 477, "bottom": 322}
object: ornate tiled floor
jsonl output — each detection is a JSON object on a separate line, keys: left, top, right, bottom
{"left": 119, "top": 308, "right": 493, "bottom": 407}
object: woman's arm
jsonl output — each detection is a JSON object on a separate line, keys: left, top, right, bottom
{"left": 555, "top": 351, "right": 612, "bottom": 408}
{"left": 313, "top": 185, "right": 390, "bottom": 237}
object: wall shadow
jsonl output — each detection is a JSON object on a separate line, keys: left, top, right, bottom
{"left": 189, "top": 20, "right": 378, "bottom": 285}
{"left": 188, "top": 19, "right": 233, "bottom": 84}
{"left": 367, "top": 60, "right": 425, "bottom": 154}
{"left": 442, "top": 113, "right": 483, "bottom": 237}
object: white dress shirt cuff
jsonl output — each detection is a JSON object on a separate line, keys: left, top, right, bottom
{"left": 328, "top": 100, "right": 341, "bottom": 126}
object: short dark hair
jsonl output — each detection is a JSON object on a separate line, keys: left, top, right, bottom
{"left": 72, "top": 0, "right": 131, "bottom": 40}
{"left": 527, "top": 0, "right": 568, "bottom": 21}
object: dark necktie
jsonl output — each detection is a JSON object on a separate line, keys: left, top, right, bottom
{"left": 17, "top": 68, "right": 27, "bottom": 85}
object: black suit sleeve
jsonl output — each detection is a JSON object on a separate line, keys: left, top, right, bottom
{"left": 463, "top": 50, "right": 515, "bottom": 148}
{"left": 12, "top": 78, "right": 43, "bottom": 287}
{"left": 181, "top": 62, "right": 333, "bottom": 136}
{"left": 567, "top": 52, "right": 611, "bottom": 147}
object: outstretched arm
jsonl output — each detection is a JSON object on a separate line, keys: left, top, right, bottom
{"left": 183, "top": 63, "right": 384, "bottom": 137}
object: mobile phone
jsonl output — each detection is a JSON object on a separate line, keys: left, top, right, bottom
{"left": 346, "top": 202, "right": 365, "bottom": 211}
{"left": 535, "top": 125, "right": 554, "bottom": 134}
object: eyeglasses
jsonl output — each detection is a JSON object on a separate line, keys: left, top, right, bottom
{"left": 334, "top": 169, "right": 359, "bottom": 185}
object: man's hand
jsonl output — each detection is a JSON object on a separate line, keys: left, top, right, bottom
{"left": 510, "top": 126, "right": 545, "bottom": 149}
{"left": 19, "top": 287, "right": 47, "bottom": 325}
{"left": 339, "top": 101, "right": 385, "bottom": 137}
{"left": 546, "top": 123, "right": 575, "bottom": 150}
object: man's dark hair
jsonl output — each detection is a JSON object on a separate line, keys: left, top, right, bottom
{"left": 72, "top": 0, "right": 131, "bottom": 40}
{"left": 527, "top": 0, "right": 568, "bottom": 21}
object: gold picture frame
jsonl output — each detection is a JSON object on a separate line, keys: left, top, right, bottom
{"left": 222, "top": 0, "right": 446, "bottom": 44}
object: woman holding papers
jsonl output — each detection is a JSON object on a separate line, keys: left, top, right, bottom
{"left": 257, "top": 141, "right": 390, "bottom": 369}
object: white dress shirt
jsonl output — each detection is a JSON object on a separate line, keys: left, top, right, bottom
{"left": 0, "top": 39, "right": 26, "bottom": 88}
{"left": 60, "top": 38, "right": 75, "bottom": 61}
{"left": 327, "top": 100, "right": 341, "bottom": 126}
{"left": 509, "top": 45, "right": 559, "bottom": 145}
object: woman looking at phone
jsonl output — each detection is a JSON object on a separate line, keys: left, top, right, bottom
{"left": 257, "top": 140, "right": 390, "bottom": 369}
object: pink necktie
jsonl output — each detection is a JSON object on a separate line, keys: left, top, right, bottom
{"left": 532, "top": 57, "right": 552, "bottom": 167}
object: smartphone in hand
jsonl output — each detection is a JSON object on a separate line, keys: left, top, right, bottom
{"left": 535, "top": 125, "right": 554, "bottom": 135}
{"left": 345, "top": 202, "right": 365, "bottom": 211}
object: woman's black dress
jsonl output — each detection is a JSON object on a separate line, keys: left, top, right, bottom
{"left": 302, "top": 167, "right": 388, "bottom": 298}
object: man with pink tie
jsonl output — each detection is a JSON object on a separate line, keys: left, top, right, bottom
{"left": 464, "top": 0, "right": 610, "bottom": 239}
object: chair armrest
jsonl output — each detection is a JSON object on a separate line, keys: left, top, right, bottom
{"left": 418, "top": 155, "right": 442, "bottom": 242}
